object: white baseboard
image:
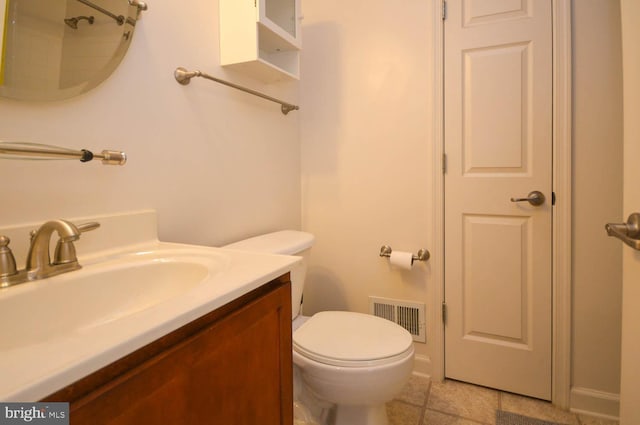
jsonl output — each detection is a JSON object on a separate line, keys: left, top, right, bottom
{"left": 412, "top": 354, "right": 432, "bottom": 379}
{"left": 570, "top": 387, "right": 620, "bottom": 420}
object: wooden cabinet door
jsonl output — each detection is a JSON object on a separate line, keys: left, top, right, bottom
{"left": 61, "top": 280, "right": 292, "bottom": 425}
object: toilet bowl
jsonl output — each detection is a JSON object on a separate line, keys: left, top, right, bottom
{"left": 224, "top": 231, "right": 415, "bottom": 425}
{"left": 293, "top": 311, "right": 414, "bottom": 425}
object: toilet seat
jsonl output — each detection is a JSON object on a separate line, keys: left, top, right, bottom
{"left": 293, "top": 311, "right": 414, "bottom": 367}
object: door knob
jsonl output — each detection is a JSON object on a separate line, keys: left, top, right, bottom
{"left": 510, "top": 191, "right": 546, "bottom": 206}
{"left": 605, "top": 213, "right": 640, "bottom": 251}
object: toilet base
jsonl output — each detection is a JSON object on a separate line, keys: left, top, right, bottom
{"left": 334, "top": 404, "right": 388, "bottom": 425}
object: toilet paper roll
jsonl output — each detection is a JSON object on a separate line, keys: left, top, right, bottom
{"left": 390, "top": 251, "right": 414, "bottom": 270}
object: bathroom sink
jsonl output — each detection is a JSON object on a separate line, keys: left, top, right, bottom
{"left": 0, "top": 250, "right": 227, "bottom": 350}
{"left": 0, "top": 210, "right": 301, "bottom": 402}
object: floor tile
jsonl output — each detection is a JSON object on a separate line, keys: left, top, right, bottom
{"left": 577, "top": 414, "right": 619, "bottom": 425}
{"left": 387, "top": 400, "right": 422, "bottom": 425}
{"left": 427, "top": 379, "right": 498, "bottom": 424}
{"left": 395, "top": 375, "right": 431, "bottom": 406}
{"left": 423, "top": 409, "right": 488, "bottom": 425}
{"left": 389, "top": 376, "right": 619, "bottom": 425}
{"left": 500, "top": 392, "right": 579, "bottom": 425}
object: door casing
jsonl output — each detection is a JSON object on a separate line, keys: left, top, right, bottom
{"left": 428, "top": 0, "right": 572, "bottom": 408}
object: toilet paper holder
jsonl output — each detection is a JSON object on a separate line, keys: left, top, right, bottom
{"left": 379, "top": 245, "right": 430, "bottom": 262}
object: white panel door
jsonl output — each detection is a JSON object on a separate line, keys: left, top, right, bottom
{"left": 444, "top": 0, "right": 552, "bottom": 399}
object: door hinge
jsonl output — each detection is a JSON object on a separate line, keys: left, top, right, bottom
{"left": 442, "top": 302, "right": 447, "bottom": 325}
{"left": 442, "top": 0, "right": 447, "bottom": 20}
{"left": 442, "top": 153, "right": 447, "bottom": 174}
{"left": 552, "top": 191, "right": 556, "bottom": 205}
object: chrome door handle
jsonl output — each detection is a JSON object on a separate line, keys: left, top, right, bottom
{"left": 510, "top": 191, "right": 546, "bottom": 206}
{"left": 605, "top": 213, "right": 640, "bottom": 251}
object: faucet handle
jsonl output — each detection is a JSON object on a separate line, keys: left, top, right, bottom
{"left": 53, "top": 222, "right": 100, "bottom": 265}
{"left": 76, "top": 222, "right": 100, "bottom": 233}
{"left": 0, "top": 235, "right": 18, "bottom": 278}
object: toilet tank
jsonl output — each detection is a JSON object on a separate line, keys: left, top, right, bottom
{"left": 223, "top": 230, "right": 315, "bottom": 320}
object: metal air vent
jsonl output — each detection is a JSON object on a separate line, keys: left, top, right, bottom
{"left": 369, "top": 296, "right": 426, "bottom": 343}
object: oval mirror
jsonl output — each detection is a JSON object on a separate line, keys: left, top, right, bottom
{"left": 0, "top": 0, "right": 147, "bottom": 101}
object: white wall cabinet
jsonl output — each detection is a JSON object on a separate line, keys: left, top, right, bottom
{"left": 219, "top": 0, "right": 301, "bottom": 82}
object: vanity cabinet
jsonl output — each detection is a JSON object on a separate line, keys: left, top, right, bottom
{"left": 219, "top": 0, "right": 301, "bottom": 82}
{"left": 43, "top": 276, "right": 293, "bottom": 425}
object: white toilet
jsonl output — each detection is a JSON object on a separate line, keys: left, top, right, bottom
{"left": 224, "top": 230, "right": 414, "bottom": 425}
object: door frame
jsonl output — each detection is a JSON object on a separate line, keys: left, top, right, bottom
{"left": 429, "top": 0, "right": 572, "bottom": 408}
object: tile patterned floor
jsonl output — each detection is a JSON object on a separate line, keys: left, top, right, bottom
{"left": 385, "top": 376, "right": 619, "bottom": 425}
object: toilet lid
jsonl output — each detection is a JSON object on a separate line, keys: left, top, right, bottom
{"left": 293, "top": 311, "right": 414, "bottom": 367}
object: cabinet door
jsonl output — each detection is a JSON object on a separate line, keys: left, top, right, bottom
{"left": 258, "top": 0, "right": 301, "bottom": 47}
{"left": 69, "top": 282, "right": 293, "bottom": 425}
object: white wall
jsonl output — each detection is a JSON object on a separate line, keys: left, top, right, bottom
{"left": 300, "top": 0, "right": 435, "bottom": 369}
{"left": 0, "top": 1, "right": 301, "bottom": 246}
{"left": 571, "top": 0, "right": 623, "bottom": 415}
{"left": 301, "top": 0, "right": 624, "bottom": 416}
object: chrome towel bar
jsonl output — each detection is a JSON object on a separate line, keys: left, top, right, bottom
{"left": 76, "top": 0, "right": 126, "bottom": 25}
{"left": 174, "top": 67, "right": 299, "bottom": 115}
{"left": 74, "top": 0, "right": 147, "bottom": 25}
{"left": 0, "top": 142, "right": 127, "bottom": 165}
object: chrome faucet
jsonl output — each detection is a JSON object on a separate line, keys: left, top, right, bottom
{"left": 26, "top": 220, "right": 82, "bottom": 280}
{"left": 0, "top": 219, "right": 100, "bottom": 288}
